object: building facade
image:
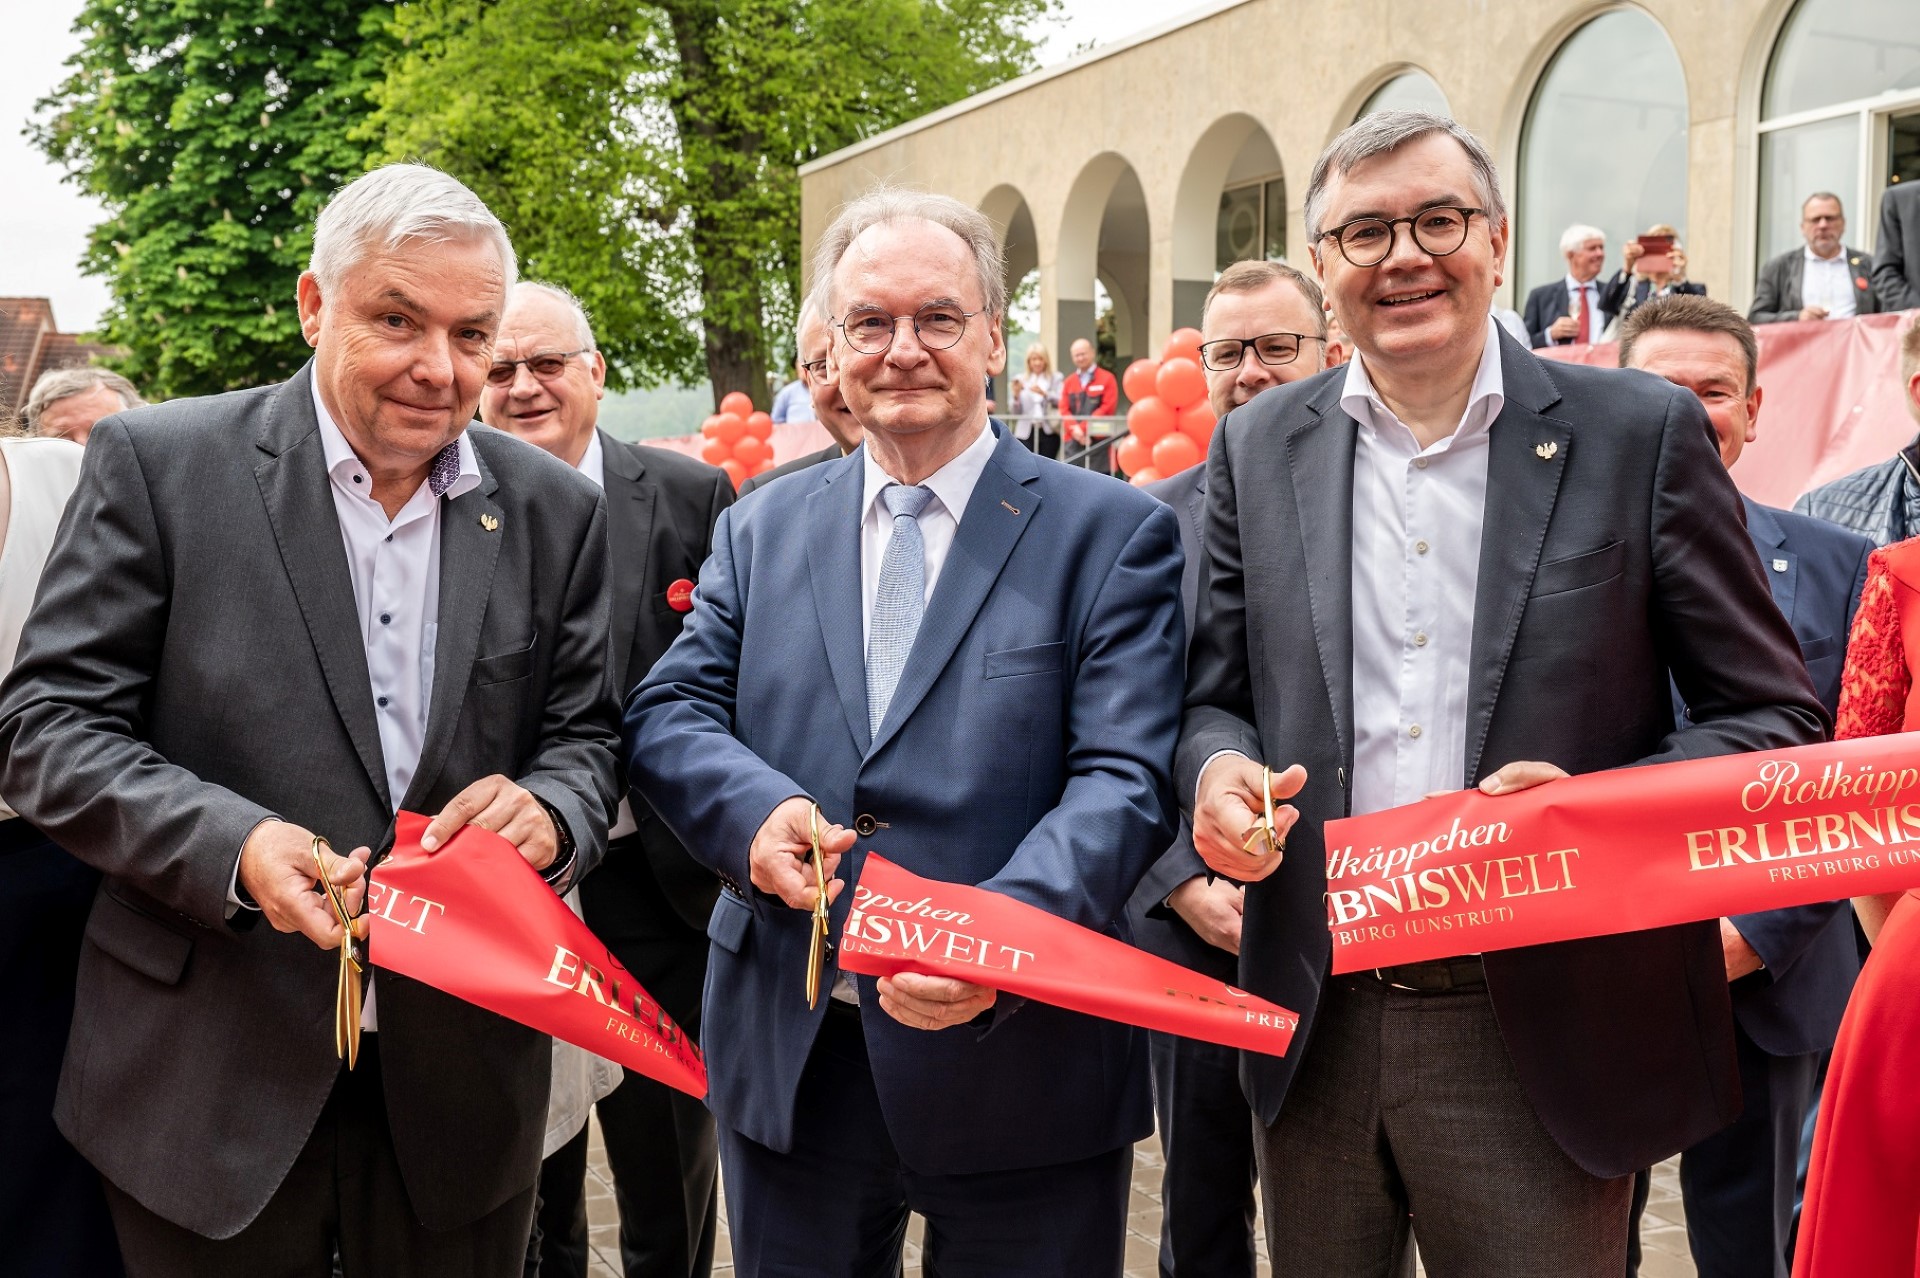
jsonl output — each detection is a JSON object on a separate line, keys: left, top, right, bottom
{"left": 799, "top": 0, "right": 1919, "bottom": 364}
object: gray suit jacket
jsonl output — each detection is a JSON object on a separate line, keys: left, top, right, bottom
{"left": 1874, "top": 182, "right": 1920, "bottom": 311}
{"left": 1748, "top": 245, "right": 1879, "bottom": 323}
{"left": 0, "top": 363, "right": 621, "bottom": 1238}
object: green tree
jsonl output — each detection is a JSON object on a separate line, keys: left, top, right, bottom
{"left": 33, "top": 0, "right": 393, "bottom": 400}
{"left": 371, "top": 0, "right": 1054, "bottom": 407}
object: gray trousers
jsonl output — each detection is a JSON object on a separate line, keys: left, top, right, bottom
{"left": 1257, "top": 973, "right": 1632, "bottom": 1277}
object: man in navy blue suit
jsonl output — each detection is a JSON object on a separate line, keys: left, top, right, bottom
{"left": 1620, "top": 294, "right": 1868, "bottom": 1278}
{"left": 1129, "top": 257, "right": 1334, "bottom": 1278}
{"left": 626, "top": 187, "right": 1185, "bottom": 1276}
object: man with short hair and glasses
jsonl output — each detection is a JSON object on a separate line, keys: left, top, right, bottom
{"left": 1179, "top": 111, "right": 1824, "bottom": 1273}
{"left": 626, "top": 186, "right": 1183, "bottom": 1275}
{"left": 740, "top": 297, "right": 863, "bottom": 497}
{"left": 1749, "top": 192, "right": 1879, "bottom": 324}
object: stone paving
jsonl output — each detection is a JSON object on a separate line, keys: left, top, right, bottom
{"left": 581, "top": 1119, "right": 1698, "bottom": 1277}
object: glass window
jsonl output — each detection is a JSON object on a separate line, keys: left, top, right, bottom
{"left": 1358, "top": 71, "right": 1451, "bottom": 121}
{"left": 1762, "top": 0, "right": 1920, "bottom": 120}
{"left": 1757, "top": 116, "right": 1860, "bottom": 261}
{"left": 1216, "top": 178, "right": 1287, "bottom": 270}
{"left": 1518, "top": 11, "right": 1690, "bottom": 298}
{"left": 1263, "top": 177, "right": 1287, "bottom": 260}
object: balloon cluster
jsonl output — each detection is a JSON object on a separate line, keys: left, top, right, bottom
{"left": 700, "top": 391, "right": 777, "bottom": 489}
{"left": 1114, "top": 328, "right": 1216, "bottom": 488}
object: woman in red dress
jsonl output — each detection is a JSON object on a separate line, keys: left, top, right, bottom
{"left": 1796, "top": 538, "right": 1920, "bottom": 1276}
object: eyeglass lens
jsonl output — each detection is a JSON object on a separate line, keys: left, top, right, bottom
{"left": 486, "top": 353, "right": 573, "bottom": 386}
{"left": 842, "top": 305, "right": 970, "bottom": 353}
{"left": 1337, "top": 208, "right": 1471, "bottom": 266}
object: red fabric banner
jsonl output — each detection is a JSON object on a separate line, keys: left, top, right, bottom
{"left": 1324, "top": 735, "right": 1920, "bottom": 973}
{"left": 835, "top": 855, "right": 1298, "bottom": 1056}
{"left": 367, "top": 812, "right": 707, "bottom": 1097}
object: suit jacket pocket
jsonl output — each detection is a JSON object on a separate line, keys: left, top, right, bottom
{"left": 707, "top": 887, "right": 753, "bottom": 954}
{"left": 1531, "top": 541, "right": 1625, "bottom": 599}
{"left": 91, "top": 883, "right": 194, "bottom": 985}
{"left": 1799, "top": 633, "right": 1840, "bottom": 662}
{"left": 984, "top": 641, "right": 1066, "bottom": 679}
{"left": 471, "top": 635, "right": 537, "bottom": 686}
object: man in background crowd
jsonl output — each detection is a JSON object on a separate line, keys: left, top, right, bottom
{"left": 770, "top": 350, "right": 816, "bottom": 425}
{"left": 1523, "top": 223, "right": 1610, "bottom": 347}
{"left": 740, "top": 295, "right": 862, "bottom": 496}
{"left": 1874, "top": 178, "right": 1920, "bottom": 311}
{"left": 1749, "top": 193, "right": 1879, "bottom": 324}
{"left": 1794, "top": 318, "right": 1920, "bottom": 545}
{"left": 24, "top": 367, "right": 144, "bottom": 446}
{"left": 482, "top": 280, "right": 733, "bottom": 1278}
{"left": 1620, "top": 294, "right": 1868, "bottom": 1278}
{"left": 1059, "top": 335, "right": 1117, "bottom": 440}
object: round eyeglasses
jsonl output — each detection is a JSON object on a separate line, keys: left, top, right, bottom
{"left": 1318, "top": 206, "right": 1484, "bottom": 268}
{"left": 486, "top": 349, "right": 589, "bottom": 387}
{"left": 835, "top": 304, "right": 981, "bottom": 355}
{"left": 1198, "top": 332, "right": 1327, "bottom": 373}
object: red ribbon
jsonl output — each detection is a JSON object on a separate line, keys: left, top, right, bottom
{"left": 367, "top": 812, "right": 707, "bottom": 1097}
{"left": 835, "top": 855, "right": 1298, "bottom": 1055}
{"left": 1323, "top": 735, "right": 1920, "bottom": 973}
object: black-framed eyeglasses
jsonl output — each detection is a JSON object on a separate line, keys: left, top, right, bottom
{"left": 1198, "top": 332, "right": 1327, "bottom": 372}
{"left": 1318, "top": 206, "right": 1484, "bottom": 268}
{"left": 799, "top": 357, "right": 830, "bottom": 383}
{"left": 486, "top": 349, "right": 589, "bottom": 387}
{"left": 835, "top": 303, "right": 982, "bottom": 355}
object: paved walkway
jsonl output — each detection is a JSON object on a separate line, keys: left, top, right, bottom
{"left": 580, "top": 1121, "right": 1698, "bottom": 1276}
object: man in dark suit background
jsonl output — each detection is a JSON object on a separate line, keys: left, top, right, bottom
{"left": 1749, "top": 193, "right": 1880, "bottom": 324}
{"left": 1181, "top": 112, "right": 1826, "bottom": 1273}
{"left": 738, "top": 294, "right": 864, "bottom": 497}
{"left": 482, "top": 281, "right": 734, "bottom": 1278}
{"left": 1129, "top": 256, "right": 1334, "bottom": 1278}
{"left": 1873, "top": 180, "right": 1920, "bottom": 311}
{"left": 1522, "top": 223, "right": 1611, "bottom": 347}
{"left": 1619, "top": 295, "right": 1868, "bottom": 1278}
{"left": 0, "top": 164, "right": 621, "bottom": 1275}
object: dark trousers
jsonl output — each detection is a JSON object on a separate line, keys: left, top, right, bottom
{"left": 1, "top": 818, "right": 124, "bottom": 1278}
{"left": 104, "top": 1036, "right": 536, "bottom": 1278}
{"left": 1628, "top": 1023, "right": 1819, "bottom": 1278}
{"left": 720, "top": 1003, "right": 1132, "bottom": 1277}
{"left": 529, "top": 1126, "right": 592, "bottom": 1278}
{"left": 1259, "top": 972, "right": 1631, "bottom": 1277}
{"left": 1148, "top": 1030, "right": 1256, "bottom": 1277}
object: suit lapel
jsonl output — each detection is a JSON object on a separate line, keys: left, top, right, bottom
{"left": 406, "top": 442, "right": 505, "bottom": 811}
{"left": 1185, "top": 468, "right": 1208, "bottom": 557}
{"left": 1464, "top": 341, "right": 1570, "bottom": 783}
{"left": 1788, "top": 254, "right": 1806, "bottom": 313}
{"left": 252, "top": 364, "right": 391, "bottom": 809}
{"left": 1287, "top": 380, "right": 1357, "bottom": 767}
{"left": 868, "top": 430, "right": 1041, "bottom": 758}
{"left": 600, "top": 431, "right": 656, "bottom": 695}
{"left": 1744, "top": 497, "right": 1797, "bottom": 625}
{"left": 807, "top": 452, "right": 872, "bottom": 753}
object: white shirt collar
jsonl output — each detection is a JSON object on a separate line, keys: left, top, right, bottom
{"left": 1803, "top": 244, "right": 1846, "bottom": 265}
{"left": 573, "top": 428, "right": 605, "bottom": 490}
{"left": 311, "top": 378, "right": 481, "bottom": 503}
{"left": 1564, "top": 273, "right": 1598, "bottom": 292}
{"left": 861, "top": 416, "right": 997, "bottom": 527}
{"left": 1340, "top": 317, "right": 1505, "bottom": 445}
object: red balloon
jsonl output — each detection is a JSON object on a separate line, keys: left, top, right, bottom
{"left": 745, "top": 411, "right": 774, "bottom": 439}
{"left": 1177, "top": 401, "right": 1217, "bottom": 447}
{"left": 715, "top": 413, "right": 748, "bottom": 445}
{"left": 1155, "top": 357, "right": 1207, "bottom": 411}
{"left": 1162, "top": 327, "right": 1204, "bottom": 365}
{"left": 733, "top": 436, "right": 772, "bottom": 469}
{"left": 1121, "top": 358, "right": 1161, "bottom": 405}
{"left": 719, "top": 391, "right": 754, "bottom": 418}
{"left": 1152, "top": 432, "right": 1202, "bottom": 475}
{"left": 1114, "top": 434, "right": 1152, "bottom": 478}
{"left": 1126, "top": 396, "right": 1175, "bottom": 447}
{"left": 700, "top": 415, "right": 724, "bottom": 439}
{"left": 1129, "top": 467, "right": 1165, "bottom": 487}
{"left": 719, "top": 459, "right": 746, "bottom": 488}
{"left": 700, "top": 438, "right": 730, "bottom": 465}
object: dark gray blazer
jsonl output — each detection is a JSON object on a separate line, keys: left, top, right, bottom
{"left": 1749, "top": 245, "right": 1880, "bottom": 323}
{"left": 1177, "top": 330, "right": 1827, "bottom": 1179}
{"left": 0, "top": 363, "right": 621, "bottom": 1239}
{"left": 1874, "top": 182, "right": 1920, "bottom": 311}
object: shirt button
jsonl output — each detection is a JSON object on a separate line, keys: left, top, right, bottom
{"left": 1415, "top": 539, "right": 1430, "bottom": 555}
{"left": 1408, "top": 724, "right": 1423, "bottom": 739}
{"left": 1414, "top": 631, "right": 1429, "bottom": 647}
{"left": 1414, "top": 457, "right": 1429, "bottom": 470}
{"left": 380, "top": 613, "right": 392, "bottom": 625}
{"left": 377, "top": 696, "right": 390, "bottom": 708}
{"left": 385, "top": 534, "right": 393, "bottom": 543}
{"left": 352, "top": 474, "right": 364, "bottom": 484}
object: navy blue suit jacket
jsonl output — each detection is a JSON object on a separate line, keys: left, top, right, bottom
{"left": 626, "top": 424, "right": 1185, "bottom": 1174}
{"left": 1682, "top": 498, "right": 1869, "bottom": 1056}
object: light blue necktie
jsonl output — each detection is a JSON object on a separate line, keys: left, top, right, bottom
{"left": 867, "top": 484, "right": 934, "bottom": 736}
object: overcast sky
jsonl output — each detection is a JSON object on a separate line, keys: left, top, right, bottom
{"left": 1, "top": 0, "right": 1179, "bottom": 333}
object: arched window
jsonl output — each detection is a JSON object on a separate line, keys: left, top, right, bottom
{"left": 1357, "top": 70, "right": 1451, "bottom": 121}
{"left": 1757, "top": 0, "right": 1920, "bottom": 265}
{"left": 1518, "top": 11, "right": 1690, "bottom": 298}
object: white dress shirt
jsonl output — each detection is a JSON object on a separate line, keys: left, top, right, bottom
{"left": 1802, "top": 246, "right": 1856, "bottom": 319}
{"left": 1563, "top": 275, "right": 1604, "bottom": 344}
{"left": 572, "top": 428, "right": 637, "bottom": 841}
{"left": 0, "top": 437, "right": 86, "bottom": 820}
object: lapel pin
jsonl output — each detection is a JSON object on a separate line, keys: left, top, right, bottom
{"left": 1534, "top": 442, "right": 1558, "bottom": 461}
{"left": 1000, "top": 500, "right": 1021, "bottom": 516}
{"left": 479, "top": 513, "right": 500, "bottom": 532}
{"left": 666, "top": 578, "right": 695, "bottom": 612}
{"left": 1773, "top": 558, "right": 1789, "bottom": 573}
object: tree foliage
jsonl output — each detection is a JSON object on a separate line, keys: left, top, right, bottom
{"left": 371, "top": 0, "right": 1054, "bottom": 405}
{"left": 33, "top": 0, "right": 393, "bottom": 399}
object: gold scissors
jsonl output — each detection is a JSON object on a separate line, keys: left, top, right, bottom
{"left": 1242, "top": 765, "right": 1286, "bottom": 859}
{"left": 804, "top": 802, "right": 834, "bottom": 1009}
{"left": 313, "top": 836, "right": 363, "bottom": 1069}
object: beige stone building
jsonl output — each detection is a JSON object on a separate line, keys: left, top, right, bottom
{"left": 800, "top": 0, "right": 1919, "bottom": 363}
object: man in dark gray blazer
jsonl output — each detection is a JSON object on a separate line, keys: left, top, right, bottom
{"left": 1181, "top": 112, "right": 1826, "bottom": 1274}
{"left": 1874, "top": 180, "right": 1920, "bottom": 311}
{"left": 0, "top": 165, "right": 620, "bottom": 1276}
{"left": 738, "top": 296, "right": 862, "bottom": 497}
{"left": 1749, "top": 192, "right": 1879, "bottom": 324}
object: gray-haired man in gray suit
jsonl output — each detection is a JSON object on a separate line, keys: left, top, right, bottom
{"left": 0, "top": 164, "right": 620, "bottom": 1276}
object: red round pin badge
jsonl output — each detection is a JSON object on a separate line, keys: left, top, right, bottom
{"left": 666, "top": 578, "right": 695, "bottom": 612}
